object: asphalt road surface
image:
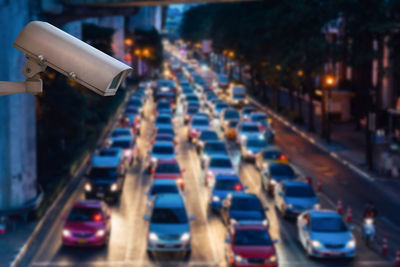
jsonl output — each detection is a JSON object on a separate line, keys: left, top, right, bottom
{"left": 26, "top": 72, "right": 399, "bottom": 266}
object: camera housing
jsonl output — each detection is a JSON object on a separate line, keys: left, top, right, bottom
{"left": 0, "top": 21, "right": 132, "bottom": 97}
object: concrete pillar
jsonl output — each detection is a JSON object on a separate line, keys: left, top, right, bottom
{"left": 0, "top": 0, "right": 37, "bottom": 210}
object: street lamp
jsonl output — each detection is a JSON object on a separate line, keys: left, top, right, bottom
{"left": 322, "top": 74, "right": 335, "bottom": 143}
{"left": 124, "top": 38, "right": 133, "bottom": 46}
{"left": 276, "top": 64, "right": 282, "bottom": 71}
{"left": 297, "top": 69, "right": 304, "bottom": 77}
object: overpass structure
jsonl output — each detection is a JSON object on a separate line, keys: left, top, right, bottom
{"left": 61, "top": 0, "right": 253, "bottom": 6}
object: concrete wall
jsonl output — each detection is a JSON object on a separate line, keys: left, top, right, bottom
{"left": 0, "top": 0, "right": 37, "bottom": 210}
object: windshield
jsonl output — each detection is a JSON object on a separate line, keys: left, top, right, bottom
{"left": 228, "top": 120, "right": 239, "bottom": 128}
{"left": 210, "top": 158, "right": 232, "bottom": 168}
{"left": 285, "top": 186, "right": 315, "bottom": 198}
{"left": 156, "top": 117, "right": 172, "bottom": 124}
{"left": 234, "top": 94, "right": 245, "bottom": 99}
{"left": 89, "top": 167, "right": 118, "bottom": 179}
{"left": 216, "top": 103, "right": 229, "bottom": 109}
{"left": 150, "top": 185, "right": 179, "bottom": 195}
{"left": 247, "top": 139, "right": 267, "bottom": 147}
{"left": 68, "top": 208, "right": 103, "bottom": 222}
{"left": 214, "top": 179, "right": 241, "bottom": 190}
{"left": 234, "top": 229, "right": 272, "bottom": 246}
{"left": 205, "top": 143, "right": 226, "bottom": 153}
{"left": 128, "top": 99, "right": 141, "bottom": 106}
{"left": 263, "top": 151, "right": 282, "bottom": 159}
{"left": 126, "top": 107, "right": 139, "bottom": 114}
{"left": 192, "top": 118, "right": 209, "bottom": 126}
{"left": 153, "top": 145, "right": 174, "bottom": 154}
{"left": 311, "top": 217, "right": 348, "bottom": 232}
{"left": 242, "top": 125, "right": 259, "bottom": 132}
{"left": 224, "top": 110, "right": 240, "bottom": 119}
{"left": 111, "top": 140, "right": 131, "bottom": 149}
{"left": 155, "top": 163, "right": 180, "bottom": 173}
{"left": 270, "top": 165, "right": 295, "bottom": 178}
{"left": 99, "top": 150, "right": 117, "bottom": 157}
{"left": 155, "top": 135, "right": 173, "bottom": 142}
{"left": 157, "top": 102, "right": 170, "bottom": 109}
{"left": 219, "top": 76, "right": 228, "bottom": 83}
{"left": 157, "top": 128, "right": 174, "bottom": 135}
{"left": 151, "top": 207, "right": 188, "bottom": 224}
{"left": 231, "top": 197, "right": 263, "bottom": 211}
{"left": 252, "top": 114, "right": 267, "bottom": 122}
{"left": 200, "top": 131, "right": 218, "bottom": 140}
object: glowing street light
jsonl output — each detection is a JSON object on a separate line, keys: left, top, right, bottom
{"left": 276, "top": 65, "right": 281, "bottom": 71}
{"left": 326, "top": 75, "right": 335, "bottom": 86}
{"left": 228, "top": 51, "right": 235, "bottom": 58}
{"left": 297, "top": 70, "right": 304, "bottom": 77}
{"left": 124, "top": 38, "right": 133, "bottom": 46}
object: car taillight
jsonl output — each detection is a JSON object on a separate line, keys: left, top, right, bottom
{"left": 93, "top": 213, "right": 103, "bottom": 222}
{"left": 149, "top": 168, "right": 155, "bottom": 174}
{"left": 234, "top": 184, "right": 243, "bottom": 191}
{"left": 280, "top": 154, "right": 287, "bottom": 161}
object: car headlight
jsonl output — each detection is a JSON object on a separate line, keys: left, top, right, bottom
{"left": 347, "top": 240, "right": 356, "bottom": 248}
{"left": 270, "top": 179, "right": 277, "bottom": 185}
{"left": 267, "top": 255, "right": 277, "bottom": 263}
{"left": 110, "top": 183, "right": 118, "bottom": 192}
{"left": 198, "top": 141, "right": 204, "bottom": 147}
{"left": 262, "top": 219, "right": 268, "bottom": 227}
{"left": 207, "top": 170, "right": 213, "bottom": 177}
{"left": 287, "top": 204, "right": 293, "bottom": 209}
{"left": 258, "top": 134, "right": 265, "bottom": 140}
{"left": 240, "top": 135, "right": 247, "bottom": 142}
{"left": 149, "top": 232, "right": 158, "bottom": 241}
{"left": 62, "top": 229, "right": 71, "bottom": 237}
{"left": 246, "top": 150, "right": 253, "bottom": 156}
{"left": 180, "top": 232, "right": 191, "bottom": 242}
{"left": 311, "top": 240, "right": 322, "bottom": 248}
{"left": 95, "top": 229, "right": 106, "bottom": 237}
{"left": 212, "top": 195, "right": 220, "bottom": 202}
{"left": 230, "top": 218, "right": 237, "bottom": 225}
{"left": 84, "top": 182, "right": 92, "bottom": 192}
{"left": 151, "top": 157, "right": 157, "bottom": 163}
{"left": 202, "top": 155, "right": 209, "bottom": 162}
{"left": 234, "top": 254, "right": 246, "bottom": 263}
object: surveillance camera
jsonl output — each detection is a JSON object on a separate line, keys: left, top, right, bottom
{"left": 0, "top": 21, "right": 132, "bottom": 97}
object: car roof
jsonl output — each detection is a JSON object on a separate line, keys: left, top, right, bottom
{"left": 262, "top": 146, "right": 281, "bottom": 151}
{"left": 235, "top": 221, "right": 267, "bottom": 230}
{"left": 269, "top": 162, "right": 292, "bottom": 168}
{"left": 74, "top": 199, "right": 103, "bottom": 209}
{"left": 153, "top": 141, "right": 174, "bottom": 147}
{"left": 231, "top": 192, "right": 258, "bottom": 199}
{"left": 210, "top": 154, "right": 231, "bottom": 160}
{"left": 156, "top": 114, "right": 171, "bottom": 118}
{"left": 92, "top": 152, "right": 121, "bottom": 167}
{"left": 215, "top": 174, "right": 240, "bottom": 181}
{"left": 110, "top": 136, "right": 133, "bottom": 142}
{"left": 241, "top": 121, "right": 259, "bottom": 126}
{"left": 283, "top": 180, "right": 310, "bottom": 187}
{"left": 308, "top": 209, "right": 341, "bottom": 219}
{"left": 113, "top": 128, "right": 130, "bottom": 132}
{"left": 251, "top": 112, "right": 266, "bottom": 116}
{"left": 152, "top": 179, "right": 178, "bottom": 186}
{"left": 205, "top": 140, "right": 224, "bottom": 145}
{"left": 154, "top": 194, "right": 185, "bottom": 208}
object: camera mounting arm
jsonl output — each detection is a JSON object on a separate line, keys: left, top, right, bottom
{"left": 0, "top": 55, "right": 47, "bottom": 97}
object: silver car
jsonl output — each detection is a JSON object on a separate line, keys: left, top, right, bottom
{"left": 144, "top": 194, "right": 194, "bottom": 257}
{"left": 297, "top": 210, "right": 356, "bottom": 259}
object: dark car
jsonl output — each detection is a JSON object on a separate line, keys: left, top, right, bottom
{"left": 262, "top": 163, "right": 297, "bottom": 196}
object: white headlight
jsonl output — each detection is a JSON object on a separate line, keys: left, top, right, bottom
{"left": 62, "top": 229, "right": 71, "bottom": 237}
{"left": 110, "top": 183, "right": 118, "bottom": 192}
{"left": 287, "top": 204, "right": 293, "bottom": 209}
{"left": 149, "top": 232, "right": 158, "bottom": 241}
{"left": 262, "top": 219, "right": 268, "bottom": 227}
{"left": 230, "top": 218, "right": 237, "bottom": 225}
{"left": 212, "top": 196, "right": 220, "bottom": 202}
{"left": 347, "top": 240, "right": 356, "bottom": 248}
{"left": 311, "top": 240, "right": 322, "bottom": 248}
{"left": 151, "top": 157, "right": 157, "bottom": 163}
{"left": 270, "top": 179, "right": 277, "bottom": 185}
{"left": 258, "top": 134, "right": 265, "bottom": 140}
{"left": 234, "top": 254, "right": 245, "bottom": 263}
{"left": 84, "top": 182, "right": 92, "bottom": 192}
{"left": 268, "top": 255, "right": 277, "bottom": 263}
{"left": 180, "top": 232, "right": 191, "bottom": 242}
{"left": 240, "top": 135, "right": 247, "bottom": 141}
{"left": 96, "top": 229, "right": 106, "bottom": 237}
{"left": 202, "top": 155, "right": 210, "bottom": 161}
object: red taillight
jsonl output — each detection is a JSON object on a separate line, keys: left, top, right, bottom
{"left": 150, "top": 168, "right": 155, "bottom": 174}
{"left": 280, "top": 154, "right": 287, "bottom": 161}
{"left": 93, "top": 213, "right": 103, "bottom": 222}
{"left": 234, "top": 184, "right": 243, "bottom": 191}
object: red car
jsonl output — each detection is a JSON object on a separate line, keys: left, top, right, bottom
{"left": 62, "top": 200, "right": 111, "bottom": 247}
{"left": 225, "top": 221, "right": 278, "bottom": 267}
{"left": 152, "top": 161, "right": 185, "bottom": 189}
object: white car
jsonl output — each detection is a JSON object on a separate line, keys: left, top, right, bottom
{"left": 297, "top": 210, "right": 356, "bottom": 259}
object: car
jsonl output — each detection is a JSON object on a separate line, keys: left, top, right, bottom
{"left": 224, "top": 119, "right": 239, "bottom": 140}
{"left": 111, "top": 128, "right": 133, "bottom": 138}
{"left": 274, "top": 181, "right": 319, "bottom": 218}
{"left": 225, "top": 221, "right": 278, "bottom": 267}
{"left": 127, "top": 96, "right": 144, "bottom": 115}
{"left": 155, "top": 99, "right": 172, "bottom": 115}
{"left": 155, "top": 114, "right": 173, "bottom": 129}
{"left": 148, "top": 141, "right": 176, "bottom": 169}
{"left": 221, "top": 193, "right": 269, "bottom": 227}
{"left": 229, "top": 85, "right": 248, "bottom": 107}
{"left": 184, "top": 104, "right": 199, "bottom": 125}
{"left": 110, "top": 136, "right": 137, "bottom": 166}
{"left": 250, "top": 112, "right": 273, "bottom": 132}
{"left": 154, "top": 79, "right": 177, "bottom": 106}
{"left": 153, "top": 133, "right": 177, "bottom": 146}
{"left": 209, "top": 174, "right": 245, "bottom": 212}
{"left": 237, "top": 122, "right": 263, "bottom": 145}
{"left": 152, "top": 161, "right": 185, "bottom": 189}
{"left": 213, "top": 102, "right": 229, "bottom": 117}
{"left": 201, "top": 140, "right": 228, "bottom": 168}
{"left": 196, "top": 130, "right": 219, "bottom": 153}
{"left": 297, "top": 210, "right": 356, "bottom": 259}
{"left": 188, "top": 116, "right": 211, "bottom": 143}
{"left": 217, "top": 74, "right": 229, "bottom": 90}
{"left": 240, "top": 136, "right": 268, "bottom": 162}
{"left": 123, "top": 106, "right": 141, "bottom": 134}
{"left": 85, "top": 149, "right": 126, "bottom": 202}
{"left": 241, "top": 107, "right": 256, "bottom": 121}
{"left": 144, "top": 194, "right": 194, "bottom": 257}
{"left": 62, "top": 200, "right": 111, "bottom": 247}
{"left": 220, "top": 108, "right": 240, "bottom": 130}
{"left": 262, "top": 163, "right": 297, "bottom": 196}
{"left": 146, "top": 179, "right": 182, "bottom": 207}
{"left": 255, "top": 146, "right": 289, "bottom": 171}
{"left": 204, "top": 155, "right": 235, "bottom": 186}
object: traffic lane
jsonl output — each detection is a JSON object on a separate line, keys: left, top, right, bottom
{"left": 31, "top": 100, "right": 155, "bottom": 267}
{"left": 272, "top": 120, "right": 400, "bottom": 246}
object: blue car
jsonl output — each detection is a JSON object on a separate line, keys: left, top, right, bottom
{"left": 208, "top": 174, "right": 245, "bottom": 212}
{"left": 201, "top": 140, "right": 228, "bottom": 168}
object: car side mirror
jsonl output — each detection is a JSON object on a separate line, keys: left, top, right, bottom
{"left": 274, "top": 238, "right": 279, "bottom": 244}
{"left": 189, "top": 215, "right": 195, "bottom": 221}
{"left": 143, "top": 215, "right": 150, "bottom": 221}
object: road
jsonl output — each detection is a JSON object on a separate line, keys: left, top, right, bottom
{"left": 24, "top": 67, "right": 400, "bottom": 267}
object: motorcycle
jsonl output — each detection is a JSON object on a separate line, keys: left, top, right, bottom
{"left": 362, "top": 217, "right": 376, "bottom": 246}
